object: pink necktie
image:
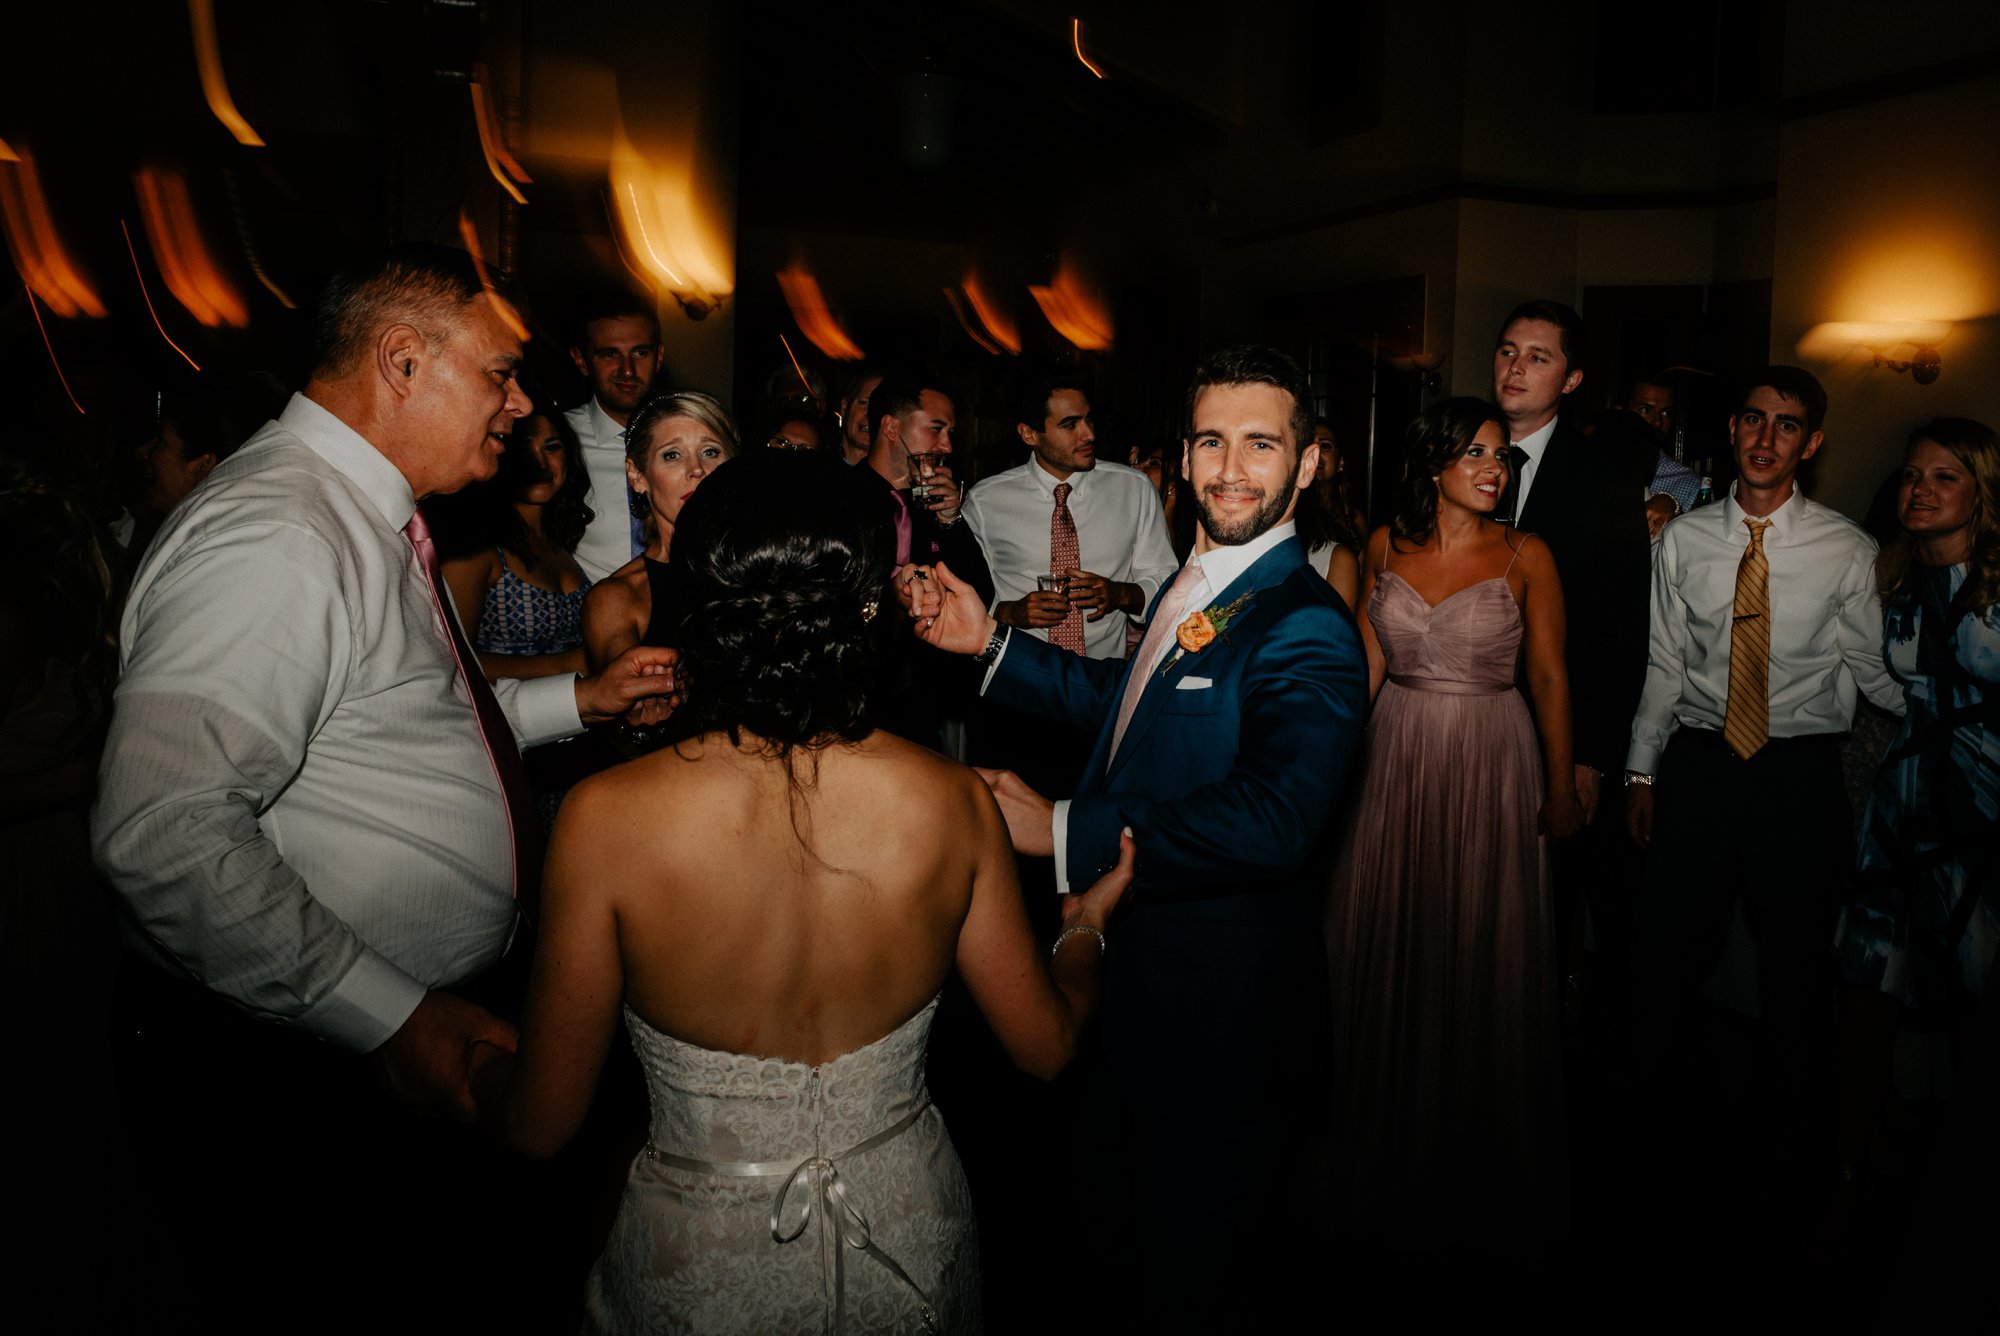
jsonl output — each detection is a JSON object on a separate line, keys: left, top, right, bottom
{"left": 1109, "top": 560, "right": 1207, "bottom": 762}
{"left": 404, "top": 507, "right": 540, "bottom": 915}
{"left": 890, "top": 489, "right": 914, "bottom": 567}
{"left": 1050, "top": 482, "right": 1085, "bottom": 655}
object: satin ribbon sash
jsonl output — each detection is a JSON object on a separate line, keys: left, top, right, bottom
{"left": 642, "top": 1097, "right": 938, "bottom": 1335}
{"left": 1385, "top": 673, "right": 1512, "bottom": 696}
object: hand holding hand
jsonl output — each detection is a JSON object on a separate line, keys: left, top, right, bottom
{"left": 576, "top": 646, "right": 679, "bottom": 726}
{"left": 912, "top": 561, "right": 997, "bottom": 655}
{"left": 1625, "top": 783, "right": 1654, "bottom": 850}
{"left": 1063, "top": 827, "right": 1136, "bottom": 933}
{"left": 370, "top": 990, "right": 517, "bottom": 1124}
{"left": 973, "top": 766, "right": 1055, "bottom": 857}
{"left": 1645, "top": 494, "right": 1678, "bottom": 540}
{"left": 1572, "top": 764, "right": 1601, "bottom": 826}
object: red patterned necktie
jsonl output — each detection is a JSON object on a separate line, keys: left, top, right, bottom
{"left": 1050, "top": 481, "right": 1085, "bottom": 654}
{"left": 404, "top": 506, "right": 540, "bottom": 916}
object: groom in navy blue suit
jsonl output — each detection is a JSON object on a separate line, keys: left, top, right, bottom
{"left": 916, "top": 346, "right": 1368, "bottom": 1329}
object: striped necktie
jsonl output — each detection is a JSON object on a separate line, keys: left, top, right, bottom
{"left": 1722, "top": 517, "right": 1773, "bottom": 760}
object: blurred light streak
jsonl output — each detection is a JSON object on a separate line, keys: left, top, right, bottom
{"left": 961, "top": 274, "right": 1021, "bottom": 354}
{"left": 470, "top": 83, "right": 527, "bottom": 204}
{"left": 25, "top": 284, "right": 86, "bottom": 414}
{"left": 0, "top": 137, "right": 17, "bottom": 163}
{"left": 133, "top": 167, "right": 250, "bottom": 327}
{"left": 943, "top": 288, "right": 1004, "bottom": 356}
{"left": 472, "top": 70, "right": 532, "bottom": 186}
{"left": 608, "top": 128, "right": 734, "bottom": 309}
{"left": 189, "top": 0, "right": 266, "bottom": 147}
{"left": 0, "top": 151, "right": 106, "bottom": 318}
{"left": 222, "top": 168, "right": 294, "bottom": 308}
{"left": 456, "top": 210, "right": 529, "bottom": 342}
{"left": 1071, "top": 19, "right": 1105, "bottom": 80}
{"left": 121, "top": 219, "right": 202, "bottom": 370}
{"left": 1030, "top": 258, "right": 1112, "bottom": 351}
{"left": 776, "top": 264, "right": 864, "bottom": 360}
{"left": 777, "top": 334, "right": 815, "bottom": 398}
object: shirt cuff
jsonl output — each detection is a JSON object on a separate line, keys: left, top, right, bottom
{"left": 511, "top": 673, "right": 585, "bottom": 747}
{"left": 1051, "top": 799, "right": 1073, "bottom": 895}
{"left": 296, "top": 949, "right": 429, "bottom": 1054}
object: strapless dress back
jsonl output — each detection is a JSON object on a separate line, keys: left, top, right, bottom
{"left": 583, "top": 995, "right": 981, "bottom": 1334}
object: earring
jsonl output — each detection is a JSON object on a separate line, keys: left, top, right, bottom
{"left": 628, "top": 490, "right": 648, "bottom": 519}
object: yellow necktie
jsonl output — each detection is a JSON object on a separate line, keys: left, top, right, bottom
{"left": 1723, "top": 517, "right": 1773, "bottom": 760}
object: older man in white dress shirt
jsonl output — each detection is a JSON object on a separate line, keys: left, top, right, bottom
{"left": 93, "top": 247, "right": 675, "bottom": 1330}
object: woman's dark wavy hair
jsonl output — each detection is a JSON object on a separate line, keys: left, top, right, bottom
{"left": 425, "top": 408, "right": 594, "bottom": 560}
{"left": 667, "top": 452, "right": 894, "bottom": 752}
{"left": 1389, "top": 397, "right": 1506, "bottom": 549}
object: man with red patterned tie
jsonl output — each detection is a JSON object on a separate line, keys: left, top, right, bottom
{"left": 92, "top": 246, "right": 675, "bottom": 1331}
{"left": 963, "top": 368, "right": 1178, "bottom": 663}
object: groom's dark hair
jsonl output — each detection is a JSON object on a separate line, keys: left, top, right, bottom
{"left": 1183, "top": 345, "right": 1313, "bottom": 453}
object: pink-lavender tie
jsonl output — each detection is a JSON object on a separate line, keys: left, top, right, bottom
{"left": 1109, "top": 560, "right": 1207, "bottom": 762}
{"left": 404, "top": 507, "right": 540, "bottom": 916}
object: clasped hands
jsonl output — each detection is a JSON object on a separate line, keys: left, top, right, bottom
{"left": 574, "top": 644, "right": 681, "bottom": 729}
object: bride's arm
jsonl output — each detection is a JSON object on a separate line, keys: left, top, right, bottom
{"left": 475, "top": 778, "right": 628, "bottom": 1158}
{"left": 953, "top": 780, "right": 1133, "bottom": 1081}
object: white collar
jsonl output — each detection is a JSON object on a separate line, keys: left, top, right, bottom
{"left": 1511, "top": 416, "right": 1559, "bottom": 460}
{"left": 1723, "top": 482, "right": 1804, "bottom": 541}
{"left": 287, "top": 392, "right": 417, "bottom": 530}
{"left": 1190, "top": 520, "right": 1298, "bottom": 594}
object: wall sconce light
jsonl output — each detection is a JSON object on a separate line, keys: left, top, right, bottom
{"left": 1387, "top": 350, "right": 1444, "bottom": 395}
{"left": 1799, "top": 320, "right": 1952, "bottom": 386}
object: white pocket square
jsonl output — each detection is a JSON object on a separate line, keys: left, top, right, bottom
{"left": 1175, "top": 676, "right": 1213, "bottom": 691}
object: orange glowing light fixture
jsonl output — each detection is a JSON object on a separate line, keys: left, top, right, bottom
{"left": 470, "top": 80, "right": 529, "bottom": 205}
{"left": 1030, "top": 258, "right": 1112, "bottom": 351}
{"left": 133, "top": 167, "right": 250, "bottom": 328}
{"left": 1071, "top": 19, "right": 1106, "bottom": 80}
{"left": 456, "top": 209, "right": 529, "bottom": 342}
{"left": 122, "top": 219, "right": 202, "bottom": 371}
{"left": 608, "top": 128, "right": 734, "bottom": 315}
{"left": 961, "top": 273, "right": 1021, "bottom": 354}
{"left": 221, "top": 167, "right": 295, "bottom": 309}
{"left": 0, "top": 150, "right": 106, "bottom": 319}
{"left": 776, "top": 264, "right": 865, "bottom": 360}
{"left": 0, "top": 137, "right": 17, "bottom": 163}
{"left": 189, "top": 0, "right": 266, "bottom": 147}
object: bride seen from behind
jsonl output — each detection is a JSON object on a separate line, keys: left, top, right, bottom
{"left": 478, "top": 451, "right": 1132, "bottom": 1333}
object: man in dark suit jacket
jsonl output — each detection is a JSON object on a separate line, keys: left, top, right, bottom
{"left": 1494, "top": 301, "right": 1652, "bottom": 1026}
{"left": 860, "top": 372, "right": 992, "bottom": 750}
{"left": 916, "top": 346, "right": 1369, "bottom": 1330}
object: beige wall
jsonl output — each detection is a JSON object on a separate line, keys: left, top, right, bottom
{"left": 1772, "top": 72, "right": 2000, "bottom": 517}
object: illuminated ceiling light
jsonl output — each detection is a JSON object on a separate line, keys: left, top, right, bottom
{"left": 470, "top": 81, "right": 528, "bottom": 205}
{"left": 189, "top": 0, "right": 266, "bottom": 147}
{"left": 961, "top": 273, "right": 1021, "bottom": 354}
{"left": 943, "top": 288, "right": 1003, "bottom": 356}
{"left": 457, "top": 210, "right": 529, "bottom": 342}
{"left": 0, "top": 149, "right": 106, "bottom": 319}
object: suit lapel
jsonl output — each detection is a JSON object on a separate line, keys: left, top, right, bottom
{"left": 1516, "top": 422, "right": 1572, "bottom": 532}
{"left": 1102, "top": 538, "right": 1306, "bottom": 779}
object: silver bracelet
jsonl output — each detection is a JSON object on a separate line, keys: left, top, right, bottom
{"left": 1052, "top": 924, "right": 1106, "bottom": 959}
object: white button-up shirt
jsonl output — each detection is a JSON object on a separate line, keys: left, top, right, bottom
{"left": 95, "top": 394, "right": 582, "bottom": 1053}
{"left": 566, "top": 397, "right": 637, "bottom": 581}
{"left": 961, "top": 458, "right": 1179, "bottom": 660}
{"left": 1626, "top": 484, "right": 1903, "bottom": 774}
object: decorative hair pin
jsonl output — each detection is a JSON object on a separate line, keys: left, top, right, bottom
{"left": 861, "top": 600, "right": 880, "bottom": 623}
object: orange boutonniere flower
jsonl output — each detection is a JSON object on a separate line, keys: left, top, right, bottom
{"left": 1176, "top": 610, "right": 1217, "bottom": 653}
{"left": 1158, "top": 591, "right": 1253, "bottom": 677}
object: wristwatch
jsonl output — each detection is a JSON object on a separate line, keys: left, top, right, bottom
{"left": 1623, "top": 771, "right": 1655, "bottom": 787}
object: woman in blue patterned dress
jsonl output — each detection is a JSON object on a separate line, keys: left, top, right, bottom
{"left": 1833, "top": 417, "right": 2000, "bottom": 1191}
{"left": 442, "top": 410, "right": 594, "bottom": 680}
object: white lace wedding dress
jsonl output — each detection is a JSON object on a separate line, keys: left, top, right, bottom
{"left": 583, "top": 996, "right": 982, "bottom": 1334}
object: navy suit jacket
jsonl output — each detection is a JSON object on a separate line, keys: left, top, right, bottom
{"left": 986, "top": 535, "right": 1368, "bottom": 906}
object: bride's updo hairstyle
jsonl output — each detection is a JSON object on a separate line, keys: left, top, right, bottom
{"left": 667, "top": 451, "right": 895, "bottom": 751}
{"left": 1390, "top": 396, "right": 1506, "bottom": 550}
